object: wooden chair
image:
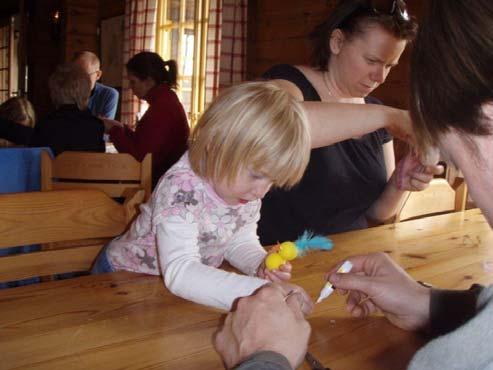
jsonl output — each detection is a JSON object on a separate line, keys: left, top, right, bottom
{"left": 394, "top": 178, "right": 468, "bottom": 222}
{"left": 0, "top": 189, "right": 142, "bottom": 283}
{"left": 41, "top": 150, "right": 152, "bottom": 202}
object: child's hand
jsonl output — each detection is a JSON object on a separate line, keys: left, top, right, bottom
{"left": 257, "top": 261, "right": 292, "bottom": 282}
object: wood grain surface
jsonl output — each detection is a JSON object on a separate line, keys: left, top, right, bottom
{"left": 1, "top": 209, "right": 492, "bottom": 370}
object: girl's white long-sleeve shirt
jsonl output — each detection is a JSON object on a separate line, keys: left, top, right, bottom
{"left": 106, "top": 152, "right": 268, "bottom": 310}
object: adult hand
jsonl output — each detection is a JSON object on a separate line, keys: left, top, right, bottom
{"left": 394, "top": 151, "right": 444, "bottom": 191}
{"left": 100, "top": 117, "right": 123, "bottom": 133}
{"left": 326, "top": 252, "right": 431, "bottom": 331}
{"left": 385, "top": 109, "right": 415, "bottom": 143}
{"left": 214, "top": 283, "right": 312, "bottom": 369}
{"left": 276, "top": 281, "right": 314, "bottom": 316}
{"left": 257, "top": 260, "right": 292, "bottom": 282}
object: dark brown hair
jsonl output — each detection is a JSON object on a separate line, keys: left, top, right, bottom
{"left": 410, "top": 0, "right": 493, "bottom": 151}
{"left": 126, "top": 51, "right": 178, "bottom": 89}
{"left": 309, "top": 0, "right": 417, "bottom": 70}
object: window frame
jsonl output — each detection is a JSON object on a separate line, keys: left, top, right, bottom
{"left": 155, "top": 0, "right": 210, "bottom": 126}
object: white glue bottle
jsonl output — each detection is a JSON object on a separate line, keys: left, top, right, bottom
{"left": 316, "top": 260, "right": 353, "bottom": 303}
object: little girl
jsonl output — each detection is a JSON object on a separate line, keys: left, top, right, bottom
{"left": 92, "top": 82, "right": 311, "bottom": 310}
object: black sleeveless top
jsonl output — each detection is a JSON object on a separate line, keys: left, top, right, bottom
{"left": 258, "top": 64, "right": 392, "bottom": 245}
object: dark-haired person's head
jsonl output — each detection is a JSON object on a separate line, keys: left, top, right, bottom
{"left": 410, "top": 0, "right": 493, "bottom": 152}
{"left": 410, "top": 0, "right": 493, "bottom": 228}
{"left": 126, "top": 51, "right": 178, "bottom": 99}
{"left": 309, "top": 0, "right": 417, "bottom": 97}
{"left": 310, "top": 0, "right": 417, "bottom": 70}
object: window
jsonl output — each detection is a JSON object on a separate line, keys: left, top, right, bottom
{"left": 0, "top": 19, "right": 13, "bottom": 103}
{"left": 155, "top": 0, "right": 209, "bottom": 125}
{"left": 0, "top": 15, "right": 20, "bottom": 103}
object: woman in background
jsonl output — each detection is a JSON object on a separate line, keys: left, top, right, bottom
{"left": 103, "top": 52, "right": 190, "bottom": 186}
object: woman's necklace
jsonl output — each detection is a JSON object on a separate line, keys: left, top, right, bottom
{"left": 323, "top": 71, "right": 334, "bottom": 98}
{"left": 322, "top": 71, "right": 361, "bottom": 104}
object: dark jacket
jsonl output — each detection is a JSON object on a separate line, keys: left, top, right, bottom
{"left": 30, "top": 104, "right": 105, "bottom": 155}
{"left": 0, "top": 117, "right": 33, "bottom": 145}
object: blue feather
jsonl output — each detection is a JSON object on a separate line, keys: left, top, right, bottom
{"left": 294, "top": 230, "right": 333, "bottom": 256}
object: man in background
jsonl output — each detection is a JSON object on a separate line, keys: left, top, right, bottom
{"left": 73, "top": 51, "right": 119, "bottom": 120}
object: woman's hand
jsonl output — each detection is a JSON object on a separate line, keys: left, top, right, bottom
{"left": 100, "top": 117, "right": 124, "bottom": 133}
{"left": 385, "top": 109, "right": 415, "bottom": 143}
{"left": 257, "top": 260, "right": 292, "bottom": 282}
{"left": 394, "top": 151, "right": 444, "bottom": 191}
{"left": 326, "top": 252, "right": 431, "bottom": 331}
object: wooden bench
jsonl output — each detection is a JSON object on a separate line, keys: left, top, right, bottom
{"left": 41, "top": 150, "right": 152, "bottom": 201}
{"left": 0, "top": 189, "right": 142, "bottom": 283}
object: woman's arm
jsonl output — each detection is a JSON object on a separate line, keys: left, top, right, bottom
{"left": 305, "top": 102, "right": 411, "bottom": 148}
{"left": 366, "top": 143, "right": 443, "bottom": 224}
{"left": 109, "top": 93, "right": 188, "bottom": 162}
{"left": 269, "top": 79, "right": 413, "bottom": 148}
{"left": 365, "top": 141, "right": 408, "bottom": 223}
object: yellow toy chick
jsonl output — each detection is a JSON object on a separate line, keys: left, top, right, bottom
{"left": 265, "top": 232, "right": 333, "bottom": 271}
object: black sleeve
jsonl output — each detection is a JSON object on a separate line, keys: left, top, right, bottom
{"left": 429, "top": 284, "right": 484, "bottom": 337}
{"left": 261, "top": 64, "right": 320, "bottom": 101}
{"left": 262, "top": 64, "right": 303, "bottom": 82}
{"left": 378, "top": 128, "right": 392, "bottom": 144}
{"left": 0, "top": 117, "right": 33, "bottom": 145}
{"left": 234, "top": 351, "right": 293, "bottom": 370}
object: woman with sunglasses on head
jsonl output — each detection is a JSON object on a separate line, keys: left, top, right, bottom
{"left": 258, "top": 0, "right": 443, "bottom": 247}
{"left": 215, "top": 1, "right": 493, "bottom": 369}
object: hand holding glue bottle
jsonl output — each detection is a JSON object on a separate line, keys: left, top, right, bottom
{"left": 316, "top": 260, "right": 353, "bottom": 303}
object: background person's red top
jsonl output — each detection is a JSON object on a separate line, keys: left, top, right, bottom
{"left": 110, "top": 83, "right": 189, "bottom": 186}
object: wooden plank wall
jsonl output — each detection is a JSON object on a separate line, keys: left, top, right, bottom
{"left": 100, "top": 0, "right": 125, "bottom": 20}
{"left": 26, "top": 0, "right": 125, "bottom": 117}
{"left": 247, "top": 0, "right": 424, "bottom": 110}
{"left": 247, "top": 0, "right": 337, "bottom": 80}
{"left": 63, "top": 0, "right": 99, "bottom": 61}
{"left": 26, "top": 0, "right": 65, "bottom": 118}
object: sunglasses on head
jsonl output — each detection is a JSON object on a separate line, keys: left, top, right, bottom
{"left": 369, "top": 0, "right": 410, "bottom": 21}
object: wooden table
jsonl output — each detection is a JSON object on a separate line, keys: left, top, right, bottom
{"left": 1, "top": 209, "right": 493, "bottom": 370}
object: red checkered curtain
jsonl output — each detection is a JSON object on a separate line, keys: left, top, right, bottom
{"left": 205, "top": 0, "right": 222, "bottom": 104}
{"left": 220, "top": 0, "right": 247, "bottom": 87}
{"left": 121, "top": 0, "right": 158, "bottom": 125}
{"left": 205, "top": 0, "right": 247, "bottom": 105}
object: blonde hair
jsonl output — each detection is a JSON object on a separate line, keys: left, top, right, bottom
{"left": 189, "top": 81, "right": 311, "bottom": 188}
{"left": 0, "top": 96, "right": 36, "bottom": 128}
{"left": 48, "top": 63, "right": 91, "bottom": 110}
